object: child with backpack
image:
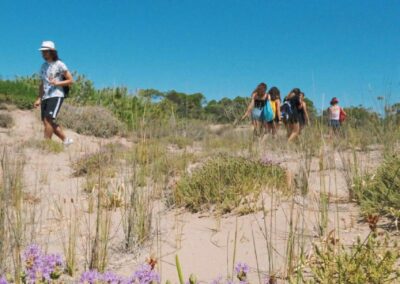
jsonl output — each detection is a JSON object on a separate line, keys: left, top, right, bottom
{"left": 281, "top": 88, "right": 303, "bottom": 142}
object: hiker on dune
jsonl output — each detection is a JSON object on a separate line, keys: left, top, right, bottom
{"left": 328, "top": 97, "right": 346, "bottom": 137}
{"left": 266, "top": 86, "right": 281, "bottom": 136}
{"left": 283, "top": 88, "right": 303, "bottom": 142}
{"left": 34, "top": 41, "right": 74, "bottom": 146}
{"left": 241, "top": 82, "right": 268, "bottom": 136}
{"left": 298, "top": 92, "right": 310, "bottom": 132}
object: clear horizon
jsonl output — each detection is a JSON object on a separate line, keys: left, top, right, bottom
{"left": 1, "top": 0, "right": 399, "bottom": 112}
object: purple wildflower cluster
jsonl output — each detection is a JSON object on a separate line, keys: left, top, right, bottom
{"left": 0, "top": 276, "right": 9, "bottom": 284}
{"left": 79, "top": 270, "right": 127, "bottom": 284}
{"left": 132, "top": 264, "right": 160, "bottom": 284}
{"left": 80, "top": 264, "right": 160, "bottom": 284}
{"left": 22, "top": 244, "right": 64, "bottom": 283}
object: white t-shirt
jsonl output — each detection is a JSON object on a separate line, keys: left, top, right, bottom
{"left": 329, "top": 105, "right": 340, "bottom": 120}
{"left": 40, "top": 60, "right": 68, "bottom": 100}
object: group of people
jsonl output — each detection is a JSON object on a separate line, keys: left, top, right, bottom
{"left": 242, "top": 82, "right": 346, "bottom": 141}
{"left": 34, "top": 40, "right": 346, "bottom": 146}
{"left": 241, "top": 83, "right": 310, "bottom": 142}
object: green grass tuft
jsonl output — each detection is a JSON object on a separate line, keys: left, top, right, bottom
{"left": 24, "top": 139, "right": 64, "bottom": 153}
{"left": 173, "top": 154, "right": 288, "bottom": 213}
{"left": 353, "top": 154, "right": 400, "bottom": 221}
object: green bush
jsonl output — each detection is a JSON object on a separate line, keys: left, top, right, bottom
{"left": 353, "top": 154, "right": 400, "bottom": 220}
{"left": 303, "top": 233, "right": 400, "bottom": 283}
{"left": 173, "top": 155, "right": 288, "bottom": 213}
{"left": 58, "top": 104, "right": 124, "bottom": 138}
{"left": 0, "top": 78, "right": 38, "bottom": 109}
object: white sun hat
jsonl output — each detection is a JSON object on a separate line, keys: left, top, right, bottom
{"left": 39, "top": 41, "right": 56, "bottom": 51}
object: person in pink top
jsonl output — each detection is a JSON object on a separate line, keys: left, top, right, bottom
{"left": 328, "top": 97, "right": 346, "bottom": 136}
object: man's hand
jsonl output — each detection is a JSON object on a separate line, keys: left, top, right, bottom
{"left": 49, "top": 79, "right": 58, "bottom": 86}
{"left": 34, "top": 98, "right": 41, "bottom": 108}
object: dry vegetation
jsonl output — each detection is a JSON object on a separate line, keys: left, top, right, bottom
{"left": 0, "top": 81, "right": 399, "bottom": 283}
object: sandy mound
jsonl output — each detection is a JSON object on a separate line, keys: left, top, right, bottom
{"left": 0, "top": 109, "right": 380, "bottom": 283}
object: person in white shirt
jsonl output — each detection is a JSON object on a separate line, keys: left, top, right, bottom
{"left": 328, "top": 97, "right": 346, "bottom": 137}
{"left": 34, "top": 41, "right": 74, "bottom": 145}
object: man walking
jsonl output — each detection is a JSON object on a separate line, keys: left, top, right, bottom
{"left": 34, "top": 41, "right": 73, "bottom": 145}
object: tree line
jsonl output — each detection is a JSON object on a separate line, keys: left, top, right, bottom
{"left": 0, "top": 74, "right": 398, "bottom": 129}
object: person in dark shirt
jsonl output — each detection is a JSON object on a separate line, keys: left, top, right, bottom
{"left": 241, "top": 82, "right": 268, "bottom": 136}
{"left": 285, "top": 88, "right": 302, "bottom": 142}
{"left": 298, "top": 92, "right": 310, "bottom": 132}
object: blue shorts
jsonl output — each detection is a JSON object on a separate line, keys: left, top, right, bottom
{"left": 329, "top": 119, "right": 340, "bottom": 129}
{"left": 251, "top": 108, "right": 264, "bottom": 121}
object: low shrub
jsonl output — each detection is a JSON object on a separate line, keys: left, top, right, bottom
{"left": 0, "top": 78, "right": 38, "bottom": 109}
{"left": 0, "top": 113, "right": 13, "bottom": 128}
{"left": 173, "top": 155, "right": 288, "bottom": 213}
{"left": 72, "top": 143, "right": 123, "bottom": 177}
{"left": 303, "top": 233, "right": 400, "bottom": 283}
{"left": 353, "top": 154, "right": 400, "bottom": 221}
{"left": 58, "top": 104, "right": 124, "bottom": 138}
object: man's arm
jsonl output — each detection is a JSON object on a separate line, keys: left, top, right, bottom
{"left": 49, "top": 70, "right": 73, "bottom": 87}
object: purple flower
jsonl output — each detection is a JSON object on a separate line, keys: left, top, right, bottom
{"left": 101, "top": 271, "right": 125, "bottom": 284}
{"left": 234, "top": 262, "right": 249, "bottom": 282}
{"left": 234, "top": 262, "right": 249, "bottom": 275}
{"left": 80, "top": 270, "right": 101, "bottom": 284}
{"left": 22, "top": 245, "right": 64, "bottom": 283}
{"left": 132, "top": 264, "right": 160, "bottom": 284}
{"left": 22, "top": 244, "right": 44, "bottom": 283}
{"left": 0, "top": 276, "right": 8, "bottom": 284}
{"left": 23, "top": 244, "right": 42, "bottom": 268}
{"left": 42, "top": 253, "right": 64, "bottom": 280}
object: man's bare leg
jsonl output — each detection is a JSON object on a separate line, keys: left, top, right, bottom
{"left": 43, "top": 117, "right": 54, "bottom": 139}
{"left": 53, "top": 124, "right": 66, "bottom": 142}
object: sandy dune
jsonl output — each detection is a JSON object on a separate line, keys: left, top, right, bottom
{"left": 0, "top": 109, "right": 379, "bottom": 283}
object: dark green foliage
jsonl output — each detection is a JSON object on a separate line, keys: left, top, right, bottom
{"left": 173, "top": 155, "right": 288, "bottom": 213}
{"left": 303, "top": 97, "right": 317, "bottom": 121}
{"left": 204, "top": 96, "right": 249, "bottom": 123}
{"left": 344, "top": 106, "right": 380, "bottom": 129}
{"left": 0, "top": 76, "right": 39, "bottom": 109}
{"left": 165, "top": 90, "right": 205, "bottom": 119}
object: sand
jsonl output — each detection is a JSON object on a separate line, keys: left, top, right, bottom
{"left": 0, "top": 108, "right": 385, "bottom": 283}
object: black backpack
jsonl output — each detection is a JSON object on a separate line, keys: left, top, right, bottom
{"left": 61, "top": 75, "right": 70, "bottom": 98}
{"left": 280, "top": 101, "right": 292, "bottom": 121}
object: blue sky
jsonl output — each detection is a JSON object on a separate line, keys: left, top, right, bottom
{"left": 0, "top": 0, "right": 399, "bottom": 111}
